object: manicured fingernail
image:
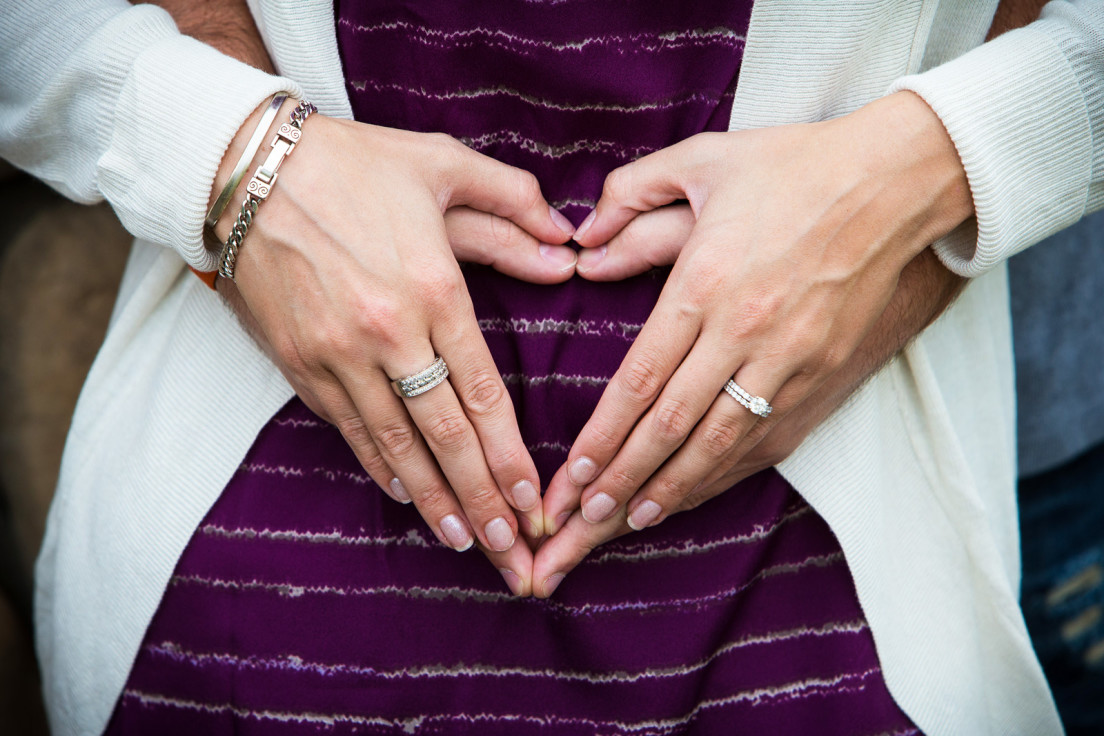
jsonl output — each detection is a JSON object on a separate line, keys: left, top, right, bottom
{"left": 511, "top": 479, "right": 539, "bottom": 511}
{"left": 573, "top": 210, "right": 596, "bottom": 241}
{"left": 538, "top": 244, "right": 578, "bottom": 272}
{"left": 440, "top": 514, "right": 473, "bottom": 551}
{"left": 549, "top": 206, "right": 576, "bottom": 237}
{"left": 485, "top": 516, "right": 516, "bottom": 551}
{"left": 568, "top": 456, "right": 597, "bottom": 485}
{"left": 582, "top": 492, "right": 617, "bottom": 523}
{"left": 576, "top": 245, "right": 607, "bottom": 274}
{"left": 542, "top": 573, "right": 566, "bottom": 597}
{"left": 388, "top": 477, "right": 412, "bottom": 504}
{"left": 499, "top": 568, "right": 524, "bottom": 596}
{"left": 627, "top": 500, "right": 662, "bottom": 531}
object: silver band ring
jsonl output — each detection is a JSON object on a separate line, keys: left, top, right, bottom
{"left": 723, "top": 379, "right": 773, "bottom": 418}
{"left": 392, "top": 356, "right": 449, "bottom": 398}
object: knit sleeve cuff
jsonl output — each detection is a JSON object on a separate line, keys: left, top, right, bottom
{"left": 96, "top": 8, "right": 301, "bottom": 271}
{"left": 889, "top": 16, "right": 1095, "bottom": 278}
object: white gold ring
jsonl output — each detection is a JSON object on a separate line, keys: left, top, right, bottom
{"left": 392, "top": 356, "right": 449, "bottom": 398}
{"left": 723, "top": 379, "right": 773, "bottom": 418}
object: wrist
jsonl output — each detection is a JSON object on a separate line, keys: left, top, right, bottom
{"left": 849, "top": 91, "right": 975, "bottom": 257}
{"left": 207, "top": 94, "right": 301, "bottom": 243}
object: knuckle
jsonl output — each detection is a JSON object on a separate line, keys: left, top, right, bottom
{"left": 460, "top": 369, "right": 509, "bottom": 417}
{"left": 584, "top": 420, "right": 624, "bottom": 455}
{"left": 428, "top": 131, "right": 461, "bottom": 155}
{"left": 700, "top": 419, "right": 742, "bottom": 457}
{"left": 617, "top": 349, "right": 667, "bottom": 405}
{"left": 650, "top": 399, "right": 696, "bottom": 443}
{"left": 414, "top": 269, "right": 465, "bottom": 308}
{"left": 812, "top": 343, "right": 847, "bottom": 376}
{"left": 346, "top": 296, "right": 404, "bottom": 347}
{"left": 513, "top": 169, "right": 544, "bottom": 214}
{"left": 423, "top": 409, "right": 472, "bottom": 454}
{"left": 459, "top": 483, "right": 502, "bottom": 513}
{"left": 602, "top": 166, "right": 633, "bottom": 205}
{"left": 361, "top": 451, "right": 390, "bottom": 479}
{"left": 415, "top": 481, "right": 453, "bottom": 512}
{"left": 604, "top": 465, "right": 641, "bottom": 494}
{"left": 373, "top": 421, "right": 419, "bottom": 460}
{"left": 335, "top": 414, "right": 374, "bottom": 453}
{"left": 652, "top": 473, "right": 688, "bottom": 504}
{"left": 488, "top": 211, "right": 522, "bottom": 251}
{"left": 483, "top": 441, "right": 527, "bottom": 477}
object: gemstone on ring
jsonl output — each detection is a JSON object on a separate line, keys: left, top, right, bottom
{"left": 723, "top": 379, "right": 773, "bottom": 418}
{"left": 392, "top": 356, "right": 449, "bottom": 398}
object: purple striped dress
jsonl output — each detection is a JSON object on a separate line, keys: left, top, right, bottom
{"left": 105, "top": 2, "right": 921, "bottom": 734}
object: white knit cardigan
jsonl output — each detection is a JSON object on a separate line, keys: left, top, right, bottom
{"left": 2, "top": 1, "right": 1102, "bottom": 734}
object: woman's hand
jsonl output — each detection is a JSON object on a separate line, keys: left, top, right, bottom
{"left": 532, "top": 199, "right": 964, "bottom": 595}
{"left": 210, "top": 103, "right": 576, "bottom": 595}
{"left": 532, "top": 91, "right": 972, "bottom": 594}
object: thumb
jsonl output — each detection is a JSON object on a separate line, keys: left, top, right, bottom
{"left": 575, "top": 204, "right": 695, "bottom": 281}
{"left": 443, "top": 139, "right": 576, "bottom": 245}
{"left": 573, "top": 138, "right": 701, "bottom": 248}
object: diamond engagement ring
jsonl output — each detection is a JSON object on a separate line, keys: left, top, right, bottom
{"left": 392, "top": 356, "right": 450, "bottom": 398}
{"left": 723, "top": 379, "right": 773, "bottom": 418}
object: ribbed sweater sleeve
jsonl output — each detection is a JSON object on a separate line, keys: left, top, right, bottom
{"left": 0, "top": 0, "right": 301, "bottom": 271}
{"left": 890, "top": 0, "right": 1104, "bottom": 277}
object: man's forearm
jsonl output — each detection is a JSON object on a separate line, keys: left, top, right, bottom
{"left": 140, "top": 0, "right": 274, "bottom": 72}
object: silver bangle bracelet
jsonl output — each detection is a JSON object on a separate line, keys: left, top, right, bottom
{"left": 218, "top": 100, "right": 317, "bottom": 281}
{"left": 206, "top": 93, "right": 288, "bottom": 231}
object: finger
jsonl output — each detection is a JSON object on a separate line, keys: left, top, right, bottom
{"left": 219, "top": 273, "right": 408, "bottom": 506}
{"left": 575, "top": 337, "right": 737, "bottom": 525}
{"left": 479, "top": 534, "right": 536, "bottom": 597}
{"left": 393, "top": 362, "right": 523, "bottom": 553}
{"left": 444, "top": 207, "right": 577, "bottom": 284}
{"left": 576, "top": 204, "right": 695, "bottom": 281}
{"left": 573, "top": 137, "right": 709, "bottom": 247}
{"left": 533, "top": 493, "right": 630, "bottom": 599}
{"left": 334, "top": 362, "right": 479, "bottom": 552}
{"left": 431, "top": 312, "right": 545, "bottom": 540}
{"left": 305, "top": 377, "right": 407, "bottom": 504}
{"left": 540, "top": 460, "right": 580, "bottom": 538}
{"left": 544, "top": 292, "right": 699, "bottom": 526}
{"left": 624, "top": 364, "right": 786, "bottom": 532}
{"left": 442, "top": 141, "right": 576, "bottom": 245}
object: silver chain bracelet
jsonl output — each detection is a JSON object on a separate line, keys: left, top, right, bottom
{"left": 218, "top": 100, "right": 317, "bottom": 281}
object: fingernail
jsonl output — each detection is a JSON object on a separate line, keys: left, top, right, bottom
{"left": 485, "top": 517, "right": 516, "bottom": 551}
{"left": 573, "top": 210, "right": 596, "bottom": 242}
{"left": 499, "top": 568, "right": 524, "bottom": 596}
{"left": 627, "top": 500, "right": 662, "bottom": 531}
{"left": 538, "top": 244, "right": 578, "bottom": 273}
{"left": 388, "top": 477, "right": 412, "bottom": 504}
{"left": 582, "top": 492, "right": 617, "bottom": 523}
{"left": 549, "top": 206, "right": 576, "bottom": 237}
{"left": 511, "top": 479, "right": 539, "bottom": 511}
{"left": 440, "top": 514, "right": 473, "bottom": 551}
{"left": 542, "top": 573, "right": 566, "bottom": 597}
{"left": 576, "top": 245, "right": 607, "bottom": 274}
{"left": 568, "top": 456, "right": 597, "bottom": 486}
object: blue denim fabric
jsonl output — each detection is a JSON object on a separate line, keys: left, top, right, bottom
{"left": 1019, "top": 440, "right": 1104, "bottom": 736}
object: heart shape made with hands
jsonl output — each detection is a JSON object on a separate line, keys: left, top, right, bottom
{"left": 222, "top": 96, "right": 969, "bottom": 600}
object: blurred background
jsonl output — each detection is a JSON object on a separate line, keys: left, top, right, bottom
{"left": 0, "top": 160, "right": 131, "bottom": 735}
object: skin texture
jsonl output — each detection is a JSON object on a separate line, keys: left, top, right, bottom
{"left": 531, "top": 91, "right": 975, "bottom": 595}
{"left": 153, "top": 0, "right": 970, "bottom": 598}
